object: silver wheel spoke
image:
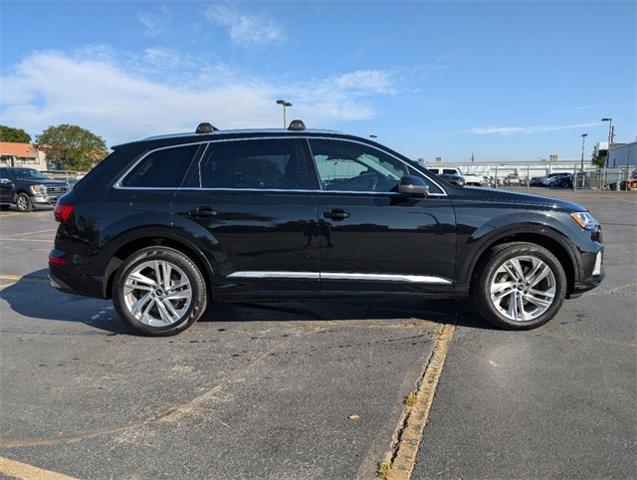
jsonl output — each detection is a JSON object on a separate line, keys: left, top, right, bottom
{"left": 128, "top": 271, "right": 157, "bottom": 287}
{"left": 161, "top": 262, "right": 172, "bottom": 289}
{"left": 524, "top": 288, "right": 555, "bottom": 308}
{"left": 490, "top": 255, "right": 557, "bottom": 323}
{"left": 122, "top": 259, "right": 192, "bottom": 327}
{"left": 529, "top": 264, "right": 550, "bottom": 287}
{"left": 130, "top": 292, "right": 152, "bottom": 316}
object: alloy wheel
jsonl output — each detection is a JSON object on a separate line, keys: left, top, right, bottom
{"left": 489, "top": 255, "right": 556, "bottom": 322}
{"left": 123, "top": 260, "right": 192, "bottom": 327}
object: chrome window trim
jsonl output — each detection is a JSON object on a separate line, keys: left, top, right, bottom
{"left": 227, "top": 270, "right": 452, "bottom": 284}
{"left": 113, "top": 141, "right": 209, "bottom": 189}
{"left": 113, "top": 135, "right": 447, "bottom": 196}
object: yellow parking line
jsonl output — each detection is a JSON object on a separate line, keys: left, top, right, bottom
{"left": 383, "top": 324, "right": 455, "bottom": 480}
{"left": 0, "top": 456, "right": 78, "bottom": 480}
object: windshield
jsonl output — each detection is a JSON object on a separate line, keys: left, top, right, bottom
{"left": 13, "top": 168, "right": 50, "bottom": 180}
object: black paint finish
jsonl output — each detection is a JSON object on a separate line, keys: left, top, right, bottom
{"left": 49, "top": 129, "right": 604, "bottom": 303}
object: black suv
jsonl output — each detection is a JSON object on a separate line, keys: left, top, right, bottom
{"left": 49, "top": 122, "right": 604, "bottom": 335}
{"left": 0, "top": 167, "right": 69, "bottom": 212}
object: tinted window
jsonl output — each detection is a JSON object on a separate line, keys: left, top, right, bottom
{"left": 308, "top": 139, "right": 443, "bottom": 194}
{"left": 193, "top": 139, "right": 312, "bottom": 190}
{"left": 122, "top": 145, "right": 198, "bottom": 187}
{"left": 443, "top": 169, "right": 457, "bottom": 175}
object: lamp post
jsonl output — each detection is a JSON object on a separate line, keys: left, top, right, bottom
{"left": 601, "top": 117, "right": 613, "bottom": 167}
{"left": 276, "top": 99, "right": 292, "bottom": 128}
{"left": 580, "top": 133, "right": 588, "bottom": 189}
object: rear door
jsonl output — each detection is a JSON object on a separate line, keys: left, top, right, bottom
{"left": 172, "top": 137, "right": 320, "bottom": 298}
{"left": 0, "top": 168, "right": 14, "bottom": 203}
{"left": 306, "top": 138, "right": 457, "bottom": 295}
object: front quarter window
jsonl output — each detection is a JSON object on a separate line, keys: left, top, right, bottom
{"left": 308, "top": 139, "right": 443, "bottom": 194}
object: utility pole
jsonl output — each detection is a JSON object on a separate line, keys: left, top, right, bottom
{"left": 471, "top": 152, "right": 474, "bottom": 163}
{"left": 580, "top": 133, "right": 588, "bottom": 189}
{"left": 276, "top": 99, "right": 292, "bottom": 128}
{"left": 601, "top": 117, "right": 613, "bottom": 167}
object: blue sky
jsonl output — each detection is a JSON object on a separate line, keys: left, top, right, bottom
{"left": 1, "top": 1, "right": 635, "bottom": 161}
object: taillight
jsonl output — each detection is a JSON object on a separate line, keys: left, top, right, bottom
{"left": 49, "top": 255, "right": 69, "bottom": 265}
{"left": 54, "top": 203, "right": 75, "bottom": 223}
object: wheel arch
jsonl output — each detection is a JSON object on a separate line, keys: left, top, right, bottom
{"left": 103, "top": 233, "right": 214, "bottom": 299}
{"left": 466, "top": 227, "right": 579, "bottom": 297}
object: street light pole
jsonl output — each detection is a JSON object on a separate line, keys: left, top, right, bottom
{"left": 276, "top": 99, "right": 292, "bottom": 128}
{"left": 580, "top": 133, "right": 588, "bottom": 189}
{"left": 601, "top": 117, "right": 613, "bottom": 167}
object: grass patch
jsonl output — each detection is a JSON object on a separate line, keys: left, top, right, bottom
{"left": 377, "top": 458, "right": 392, "bottom": 479}
{"left": 404, "top": 392, "right": 417, "bottom": 407}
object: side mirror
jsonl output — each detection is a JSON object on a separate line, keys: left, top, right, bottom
{"left": 398, "top": 175, "right": 429, "bottom": 197}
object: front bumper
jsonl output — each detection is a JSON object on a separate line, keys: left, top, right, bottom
{"left": 32, "top": 194, "right": 60, "bottom": 205}
{"left": 570, "top": 249, "right": 605, "bottom": 298}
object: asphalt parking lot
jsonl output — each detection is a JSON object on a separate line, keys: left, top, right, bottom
{"left": 0, "top": 188, "right": 635, "bottom": 480}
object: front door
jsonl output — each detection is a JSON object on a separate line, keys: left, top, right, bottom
{"left": 0, "top": 168, "right": 14, "bottom": 203}
{"left": 306, "top": 138, "right": 456, "bottom": 296}
{"left": 172, "top": 137, "right": 320, "bottom": 298}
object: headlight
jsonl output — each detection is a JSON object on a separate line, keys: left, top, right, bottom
{"left": 570, "top": 211, "right": 597, "bottom": 230}
{"left": 29, "top": 184, "right": 47, "bottom": 195}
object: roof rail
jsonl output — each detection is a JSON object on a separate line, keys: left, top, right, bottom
{"left": 196, "top": 122, "right": 218, "bottom": 134}
{"left": 288, "top": 119, "right": 306, "bottom": 131}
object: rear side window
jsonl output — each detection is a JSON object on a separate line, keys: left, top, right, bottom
{"left": 121, "top": 145, "right": 199, "bottom": 187}
{"left": 443, "top": 169, "right": 457, "bottom": 175}
{"left": 190, "top": 139, "right": 313, "bottom": 190}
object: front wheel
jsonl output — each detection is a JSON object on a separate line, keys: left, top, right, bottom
{"left": 471, "top": 242, "right": 566, "bottom": 329}
{"left": 112, "top": 247, "right": 208, "bottom": 336}
{"left": 15, "top": 193, "right": 33, "bottom": 212}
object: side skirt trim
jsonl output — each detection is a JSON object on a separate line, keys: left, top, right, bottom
{"left": 226, "top": 271, "right": 452, "bottom": 285}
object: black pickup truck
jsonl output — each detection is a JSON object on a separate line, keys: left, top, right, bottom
{"left": 0, "top": 167, "right": 69, "bottom": 212}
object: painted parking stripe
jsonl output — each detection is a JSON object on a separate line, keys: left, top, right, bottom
{"left": 0, "top": 456, "right": 78, "bottom": 480}
{"left": 381, "top": 323, "right": 455, "bottom": 480}
{"left": 4, "top": 228, "right": 58, "bottom": 237}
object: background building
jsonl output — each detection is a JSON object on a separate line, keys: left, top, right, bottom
{"left": 607, "top": 141, "right": 636, "bottom": 168}
{"left": 0, "top": 142, "right": 48, "bottom": 171}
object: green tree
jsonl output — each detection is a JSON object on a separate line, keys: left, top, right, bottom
{"left": 0, "top": 125, "right": 31, "bottom": 143}
{"left": 36, "top": 124, "right": 108, "bottom": 171}
{"left": 591, "top": 147, "right": 606, "bottom": 168}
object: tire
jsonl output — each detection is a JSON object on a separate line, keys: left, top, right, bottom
{"left": 15, "top": 193, "right": 33, "bottom": 212}
{"left": 471, "top": 242, "right": 566, "bottom": 330}
{"left": 112, "top": 246, "right": 208, "bottom": 336}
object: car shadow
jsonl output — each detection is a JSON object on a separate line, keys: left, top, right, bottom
{"left": 0, "top": 269, "right": 495, "bottom": 335}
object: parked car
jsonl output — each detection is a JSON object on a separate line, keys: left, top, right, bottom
{"left": 482, "top": 175, "right": 496, "bottom": 188}
{"left": 503, "top": 173, "right": 522, "bottom": 186}
{"left": 0, "top": 167, "right": 69, "bottom": 212}
{"left": 439, "top": 173, "right": 465, "bottom": 187}
{"left": 50, "top": 121, "right": 605, "bottom": 335}
{"left": 547, "top": 173, "right": 573, "bottom": 188}
{"left": 428, "top": 167, "right": 483, "bottom": 186}
{"left": 530, "top": 176, "right": 544, "bottom": 186}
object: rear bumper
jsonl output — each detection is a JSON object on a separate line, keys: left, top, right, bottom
{"left": 49, "top": 249, "right": 106, "bottom": 299}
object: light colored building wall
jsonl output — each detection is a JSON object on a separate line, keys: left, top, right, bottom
{"left": 608, "top": 141, "right": 636, "bottom": 168}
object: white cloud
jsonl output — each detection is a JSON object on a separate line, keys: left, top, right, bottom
{"left": 334, "top": 70, "right": 395, "bottom": 94}
{"left": 469, "top": 122, "right": 600, "bottom": 136}
{"left": 205, "top": 5, "right": 283, "bottom": 47}
{"left": 0, "top": 50, "right": 394, "bottom": 145}
{"left": 138, "top": 6, "right": 171, "bottom": 37}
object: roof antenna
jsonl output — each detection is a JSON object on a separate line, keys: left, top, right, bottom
{"left": 196, "top": 122, "right": 217, "bottom": 134}
{"left": 288, "top": 119, "right": 306, "bottom": 131}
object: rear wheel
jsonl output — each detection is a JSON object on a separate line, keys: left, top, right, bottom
{"left": 471, "top": 242, "right": 566, "bottom": 329}
{"left": 15, "top": 193, "right": 33, "bottom": 212}
{"left": 112, "top": 247, "right": 207, "bottom": 336}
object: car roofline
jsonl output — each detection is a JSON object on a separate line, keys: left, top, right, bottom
{"left": 112, "top": 128, "right": 344, "bottom": 149}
